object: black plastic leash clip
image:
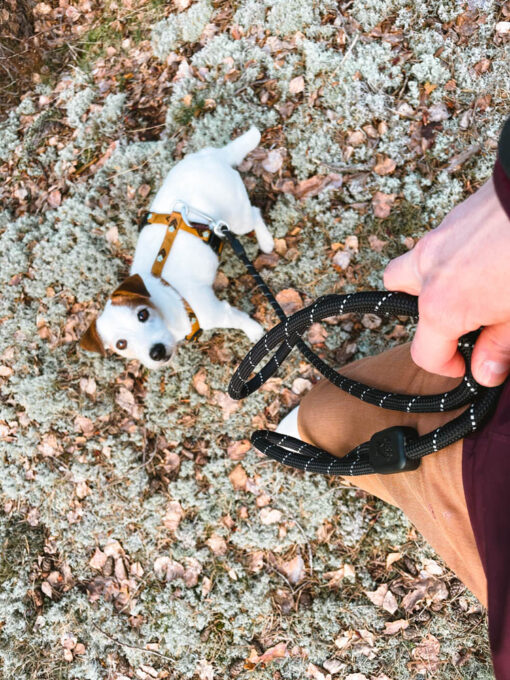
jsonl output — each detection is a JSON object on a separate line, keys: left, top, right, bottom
{"left": 368, "top": 427, "right": 420, "bottom": 474}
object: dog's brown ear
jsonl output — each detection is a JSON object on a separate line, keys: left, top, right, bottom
{"left": 80, "top": 319, "right": 106, "bottom": 356}
{"left": 111, "top": 274, "right": 151, "bottom": 305}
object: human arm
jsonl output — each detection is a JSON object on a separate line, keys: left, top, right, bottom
{"left": 384, "top": 118, "right": 510, "bottom": 387}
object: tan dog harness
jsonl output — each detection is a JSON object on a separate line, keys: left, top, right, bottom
{"left": 142, "top": 209, "right": 225, "bottom": 342}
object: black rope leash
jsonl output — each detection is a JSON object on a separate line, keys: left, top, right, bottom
{"left": 224, "top": 232, "right": 502, "bottom": 476}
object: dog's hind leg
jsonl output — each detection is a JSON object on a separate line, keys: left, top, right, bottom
{"left": 250, "top": 206, "right": 274, "bottom": 254}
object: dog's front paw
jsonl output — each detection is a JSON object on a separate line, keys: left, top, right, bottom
{"left": 244, "top": 319, "right": 265, "bottom": 343}
{"left": 257, "top": 232, "right": 275, "bottom": 254}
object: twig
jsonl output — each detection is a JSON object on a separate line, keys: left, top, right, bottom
{"left": 92, "top": 622, "right": 175, "bottom": 662}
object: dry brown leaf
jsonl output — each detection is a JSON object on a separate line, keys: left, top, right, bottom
{"left": 47, "top": 189, "right": 61, "bottom": 208}
{"left": 103, "top": 539, "right": 123, "bottom": 559}
{"left": 206, "top": 533, "right": 227, "bottom": 556}
{"left": 368, "top": 234, "right": 388, "bottom": 252}
{"left": 333, "top": 250, "right": 352, "bottom": 269}
{"left": 153, "top": 556, "right": 185, "bottom": 581}
{"left": 361, "top": 313, "right": 381, "bottom": 329}
{"left": 410, "top": 634, "right": 441, "bottom": 673}
{"left": 192, "top": 367, "right": 210, "bottom": 397}
{"left": 244, "top": 642, "right": 288, "bottom": 669}
{"left": 291, "top": 377, "right": 312, "bottom": 395}
{"left": 213, "top": 391, "right": 240, "bottom": 420}
{"left": 307, "top": 323, "right": 328, "bottom": 345}
{"left": 74, "top": 415, "right": 94, "bottom": 437}
{"left": 372, "top": 191, "right": 396, "bottom": 219}
{"left": 227, "top": 439, "right": 251, "bottom": 460}
{"left": 247, "top": 551, "right": 264, "bottom": 573}
{"left": 402, "top": 577, "right": 448, "bottom": 611}
{"left": 254, "top": 252, "right": 280, "bottom": 270}
{"left": 306, "top": 663, "right": 328, "bottom": 679}
{"left": 229, "top": 464, "right": 248, "bottom": 491}
{"left": 365, "top": 583, "right": 398, "bottom": 614}
{"left": 346, "top": 130, "right": 366, "bottom": 146}
{"left": 259, "top": 507, "right": 282, "bottom": 525}
{"left": 163, "top": 500, "right": 183, "bottom": 532}
{"left": 115, "top": 387, "right": 142, "bottom": 419}
{"left": 183, "top": 557, "right": 202, "bottom": 587}
{"left": 324, "top": 564, "right": 356, "bottom": 587}
{"left": 383, "top": 619, "right": 409, "bottom": 635}
{"left": 386, "top": 552, "right": 402, "bottom": 569}
{"left": 289, "top": 75, "right": 305, "bottom": 94}
{"left": 89, "top": 548, "right": 107, "bottom": 571}
{"left": 276, "top": 288, "right": 303, "bottom": 315}
{"left": 278, "top": 554, "right": 305, "bottom": 584}
{"left": 374, "top": 155, "right": 397, "bottom": 176}
{"left": 75, "top": 481, "right": 90, "bottom": 499}
{"left": 262, "top": 149, "right": 284, "bottom": 173}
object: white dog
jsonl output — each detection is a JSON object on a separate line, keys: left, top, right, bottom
{"left": 80, "top": 127, "right": 274, "bottom": 369}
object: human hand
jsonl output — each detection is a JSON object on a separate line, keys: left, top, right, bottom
{"left": 384, "top": 177, "right": 510, "bottom": 387}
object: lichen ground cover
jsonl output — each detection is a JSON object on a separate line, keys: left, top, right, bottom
{"left": 0, "top": 0, "right": 508, "bottom": 678}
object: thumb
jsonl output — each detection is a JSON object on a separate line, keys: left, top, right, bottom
{"left": 471, "top": 322, "right": 510, "bottom": 387}
{"left": 383, "top": 249, "right": 422, "bottom": 295}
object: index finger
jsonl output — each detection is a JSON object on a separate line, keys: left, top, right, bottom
{"left": 411, "top": 321, "right": 465, "bottom": 378}
{"left": 384, "top": 249, "right": 422, "bottom": 295}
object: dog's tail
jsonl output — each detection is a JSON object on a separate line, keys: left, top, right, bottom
{"left": 221, "top": 126, "right": 261, "bottom": 166}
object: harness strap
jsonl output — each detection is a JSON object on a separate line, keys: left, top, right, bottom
{"left": 142, "top": 211, "right": 224, "bottom": 256}
{"left": 145, "top": 210, "right": 209, "bottom": 342}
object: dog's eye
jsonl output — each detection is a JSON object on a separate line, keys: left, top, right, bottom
{"left": 138, "top": 308, "right": 149, "bottom": 323}
{"left": 116, "top": 339, "right": 127, "bottom": 350}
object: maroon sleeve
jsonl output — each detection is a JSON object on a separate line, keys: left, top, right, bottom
{"left": 462, "top": 118, "right": 510, "bottom": 680}
{"left": 463, "top": 379, "right": 510, "bottom": 680}
{"left": 493, "top": 117, "right": 510, "bottom": 219}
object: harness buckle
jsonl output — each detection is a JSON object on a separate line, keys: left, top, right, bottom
{"left": 368, "top": 427, "right": 420, "bottom": 474}
{"left": 213, "top": 221, "right": 230, "bottom": 238}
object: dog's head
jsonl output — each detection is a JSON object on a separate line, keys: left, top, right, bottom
{"left": 80, "top": 274, "right": 177, "bottom": 369}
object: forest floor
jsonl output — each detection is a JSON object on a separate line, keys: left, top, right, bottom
{"left": 0, "top": 0, "right": 509, "bottom": 678}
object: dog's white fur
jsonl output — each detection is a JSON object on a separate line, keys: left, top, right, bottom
{"left": 89, "top": 127, "right": 274, "bottom": 370}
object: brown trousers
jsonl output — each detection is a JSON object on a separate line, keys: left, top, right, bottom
{"left": 298, "top": 343, "right": 487, "bottom": 605}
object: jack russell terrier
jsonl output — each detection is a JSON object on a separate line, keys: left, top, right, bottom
{"left": 80, "top": 126, "right": 274, "bottom": 370}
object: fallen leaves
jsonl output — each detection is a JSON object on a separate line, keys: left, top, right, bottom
{"left": 192, "top": 367, "right": 210, "bottom": 397}
{"left": 365, "top": 583, "right": 398, "bottom": 615}
{"left": 409, "top": 634, "right": 441, "bottom": 673}
{"left": 115, "top": 387, "right": 143, "bottom": 419}
{"left": 259, "top": 507, "right": 282, "bottom": 525}
{"left": 227, "top": 439, "right": 251, "bottom": 460}
{"left": 289, "top": 75, "right": 305, "bottom": 94}
{"left": 372, "top": 191, "right": 396, "bottom": 219}
{"left": 373, "top": 155, "right": 397, "bottom": 176}
{"left": 244, "top": 642, "right": 288, "bottom": 670}
{"left": 206, "top": 533, "right": 227, "bottom": 556}
{"left": 401, "top": 576, "right": 448, "bottom": 611}
{"left": 323, "top": 564, "right": 356, "bottom": 587}
{"left": 276, "top": 288, "right": 303, "bottom": 315}
{"left": 278, "top": 554, "right": 305, "bottom": 584}
{"left": 383, "top": 619, "right": 409, "bottom": 635}
{"left": 276, "top": 173, "right": 343, "bottom": 200}
{"left": 213, "top": 391, "right": 240, "bottom": 420}
{"left": 229, "top": 463, "right": 248, "bottom": 491}
{"left": 163, "top": 500, "right": 184, "bottom": 532}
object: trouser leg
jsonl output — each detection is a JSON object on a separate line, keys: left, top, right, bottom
{"left": 297, "top": 343, "right": 487, "bottom": 604}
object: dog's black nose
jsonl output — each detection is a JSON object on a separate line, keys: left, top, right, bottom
{"left": 149, "top": 343, "right": 166, "bottom": 361}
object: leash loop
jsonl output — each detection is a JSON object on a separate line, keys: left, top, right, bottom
{"left": 224, "top": 242, "right": 502, "bottom": 475}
